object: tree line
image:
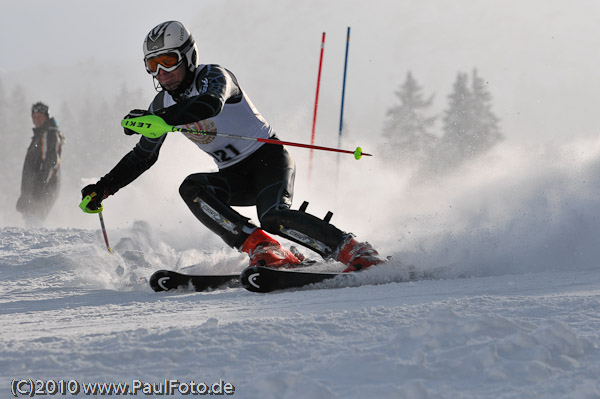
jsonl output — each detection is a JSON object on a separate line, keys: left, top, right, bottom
{"left": 378, "top": 69, "right": 503, "bottom": 177}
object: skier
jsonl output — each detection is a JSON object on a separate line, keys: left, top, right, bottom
{"left": 81, "top": 20, "right": 384, "bottom": 272}
{"left": 17, "top": 102, "right": 63, "bottom": 226}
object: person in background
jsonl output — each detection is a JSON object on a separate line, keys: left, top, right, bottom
{"left": 81, "top": 21, "right": 384, "bottom": 272}
{"left": 17, "top": 102, "right": 63, "bottom": 226}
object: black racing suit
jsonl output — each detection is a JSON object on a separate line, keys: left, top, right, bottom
{"left": 17, "top": 117, "right": 63, "bottom": 224}
{"left": 97, "top": 64, "right": 346, "bottom": 258}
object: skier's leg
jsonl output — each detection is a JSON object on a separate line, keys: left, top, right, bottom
{"left": 262, "top": 205, "right": 386, "bottom": 271}
{"left": 180, "top": 148, "right": 303, "bottom": 267}
{"left": 261, "top": 208, "right": 345, "bottom": 258}
{"left": 179, "top": 172, "right": 258, "bottom": 249}
{"left": 255, "top": 145, "right": 385, "bottom": 271}
{"left": 251, "top": 145, "right": 345, "bottom": 258}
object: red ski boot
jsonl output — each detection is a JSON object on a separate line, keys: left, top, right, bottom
{"left": 241, "top": 229, "right": 302, "bottom": 268}
{"left": 335, "top": 235, "right": 385, "bottom": 273}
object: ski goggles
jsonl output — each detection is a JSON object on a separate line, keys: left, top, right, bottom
{"left": 144, "top": 50, "right": 183, "bottom": 76}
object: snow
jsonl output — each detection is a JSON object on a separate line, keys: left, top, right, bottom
{"left": 2, "top": 212, "right": 600, "bottom": 398}
{"left": 3, "top": 137, "right": 600, "bottom": 398}
{"left": 3, "top": 128, "right": 600, "bottom": 398}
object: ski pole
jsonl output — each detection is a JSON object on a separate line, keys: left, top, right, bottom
{"left": 97, "top": 211, "right": 112, "bottom": 253}
{"left": 121, "top": 115, "right": 372, "bottom": 160}
{"left": 79, "top": 195, "right": 112, "bottom": 253}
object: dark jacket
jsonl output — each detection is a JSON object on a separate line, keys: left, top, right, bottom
{"left": 17, "top": 117, "right": 63, "bottom": 220}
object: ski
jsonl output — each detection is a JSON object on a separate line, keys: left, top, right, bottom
{"left": 238, "top": 262, "right": 454, "bottom": 293}
{"left": 148, "top": 260, "right": 318, "bottom": 292}
{"left": 150, "top": 262, "right": 450, "bottom": 293}
{"left": 240, "top": 265, "right": 344, "bottom": 293}
{"left": 149, "top": 269, "right": 240, "bottom": 292}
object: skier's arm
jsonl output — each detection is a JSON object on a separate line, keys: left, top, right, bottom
{"left": 100, "top": 134, "right": 167, "bottom": 195}
{"left": 154, "top": 65, "right": 242, "bottom": 125}
{"left": 81, "top": 133, "right": 167, "bottom": 210}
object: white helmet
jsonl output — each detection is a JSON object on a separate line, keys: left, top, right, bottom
{"left": 143, "top": 21, "right": 198, "bottom": 76}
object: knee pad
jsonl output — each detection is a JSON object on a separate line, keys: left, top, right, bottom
{"left": 179, "top": 175, "right": 213, "bottom": 203}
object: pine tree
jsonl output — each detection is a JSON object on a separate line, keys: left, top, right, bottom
{"left": 437, "top": 70, "right": 502, "bottom": 169}
{"left": 469, "top": 69, "right": 503, "bottom": 154}
{"left": 380, "top": 72, "right": 437, "bottom": 165}
{"left": 439, "top": 72, "right": 472, "bottom": 166}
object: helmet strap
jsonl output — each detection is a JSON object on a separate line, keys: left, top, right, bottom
{"left": 152, "top": 76, "right": 163, "bottom": 93}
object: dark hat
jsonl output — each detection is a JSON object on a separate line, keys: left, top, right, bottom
{"left": 31, "top": 102, "right": 49, "bottom": 115}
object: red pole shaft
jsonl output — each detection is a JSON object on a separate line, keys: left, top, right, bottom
{"left": 256, "top": 136, "right": 371, "bottom": 157}
{"left": 309, "top": 32, "right": 326, "bottom": 180}
{"left": 98, "top": 211, "right": 112, "bottom": 253}
{"left": 175, "top": 127, "right": 371, "bottom": 156}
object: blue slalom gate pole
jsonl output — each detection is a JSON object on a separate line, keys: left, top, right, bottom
{"left": 338, "top": 27, "right": 351, "bottom": 148}
{"left": 335, "top": 27, "right": 351, "bottom": 190}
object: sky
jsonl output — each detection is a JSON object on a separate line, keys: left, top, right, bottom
{"left": 3, "top": 0, "right": 600, "bottom": 145}
{"left": 3, "top": 0, "right": 600, "bottom": 231}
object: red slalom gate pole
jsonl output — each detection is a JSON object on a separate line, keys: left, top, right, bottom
{"left": 308, "top": 32, "right": 326, "bottom": 182}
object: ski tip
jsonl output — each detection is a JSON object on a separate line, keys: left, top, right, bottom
{"left": 240, "top": 266, "right": 269, "bottom": 293}
{"left": 149, "top": 269, "right": 173, "bottom": 292}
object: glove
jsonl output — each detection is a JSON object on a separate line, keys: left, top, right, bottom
{"left": 123, "top": 109, "right": 153, "bottom": 135}
{"left": 81, "top": 182, "right": 109, "bottom": 211}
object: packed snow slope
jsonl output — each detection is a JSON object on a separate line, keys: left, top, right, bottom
{"left": 2, "top": 139, "right": 600, "bottom": 398}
